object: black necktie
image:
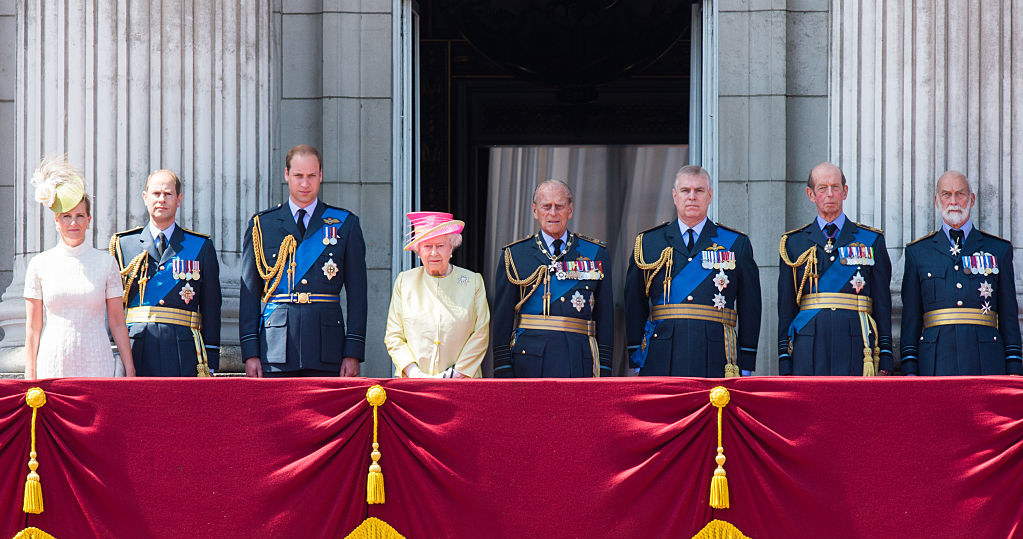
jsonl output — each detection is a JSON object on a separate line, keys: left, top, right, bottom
{"left": 552, "top": 238, "right": 563, "bottom": 257}
{"left": 950, "top": 228, "right": 964, "bottom": 248}
{"left": 157, "top": 232, "right": 167, "bottom": 258}
{"left": 824, "top": 223, "right": 838, "bottom": 239}
{"left": 685, "top": 229, "right": 694, "bottom": 251}
{"left": 296, "top": 208, "right": 307, "bottom": 238}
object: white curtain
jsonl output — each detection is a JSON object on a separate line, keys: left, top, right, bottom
{"left": 485, "top": 145, "right": 689, "bottom": 375}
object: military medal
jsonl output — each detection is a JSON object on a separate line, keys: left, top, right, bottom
{"left": 839, "top": 244, "right": 875, "bottom": 266}
{"left": 323, "top": 226, "right": 339, "bottom": 246}
{"left": 949, "top": 242, "right": 961, "bottom": 256}
{"left": 962, "top": 253, "right": 998, "bottom": 275}
{"left": 702, "top": 250, "right": 735, "bottom": 270}
{"left": 179, "top": 282, "right": 195, "bottom": 304}
{"left": 978, "top": 281, "right": 993, "bottom": 299}
{"left": 571, "top": 290, "right": 586, "bottom": 312}
{"left": 713, "top": 293, "right": 727, "bottom": 310}
{"left": 713, "top": 269, "right": 730, "bottom": 292}
{"left": 172, "top": 259, "right": 182, "bottom": 279}
{"left": 981, "top": 301, "right": 992, "bottom": 315}
{"left": 322, "top": 258, "right": 339, "bottom": 280}
{"left": 849, "top": 271, "right": 866, "bottom": 293}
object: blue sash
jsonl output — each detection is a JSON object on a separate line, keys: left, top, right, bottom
{"left": 787, "top": 226, "right": 878, "bottom": 337}
{"left": 519, "top": 236, "right": 600, "bottom": 316}
{"left": 130, "top": 233, "right": 204, "bottom": 308}
{"left": 270, "top": 208, "right": 349, "bottom": 295}
{"left": 632, "top": 226, "right": 738, "bottom": 368}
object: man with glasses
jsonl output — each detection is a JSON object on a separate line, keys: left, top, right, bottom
{"left": 492, "top": 179, "right": 613, "bottom": 378}
{"left": 899, "top": 171, "right": 1021, "bottom": 375}
{"left": 110, "top": 169, "right": 222, "bottom": 377}
{"left": 777, "top": 162, "right": 893, "bottom": 376}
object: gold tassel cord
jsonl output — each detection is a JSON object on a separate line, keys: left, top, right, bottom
{"left": 504, "top": 249, "right": 551, "bottom": 315}
{"left": 633, "top": 234, "right": 674, "bottom": 302}
{"left": 708, "top": 386, "right": 730, "bottom": 510}
{"left": 22, "top": 388, "right": 46, "bottom": 515}
{"left": 778, "top": 235, "right": 818, "bottom": 305}
{"left": 117, "top": 253, "right": 149, "bottom": 308}
{"left": 366, "top": 385, "right": 387, "bottom": 505}
{"left": 251, "top": 215, "right": 298, "bottom": 303}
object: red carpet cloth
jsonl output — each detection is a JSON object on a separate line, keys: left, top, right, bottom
{"left": 0, "top": 377, "right": 1021, "bottom": 538}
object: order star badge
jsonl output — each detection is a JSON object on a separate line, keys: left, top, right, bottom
{"left": 713, "top": 293, "right": 726, "bottom": 310}
{"left": 978, "top": 280, "right": 993, "bottom": 299}
{"left": 850, "top": 271, "right": 866, "bottom": 293}
{"left": 571, "top": 290, "right": 586, "bottom": 312}
{"left": 322, "top": 258, "right": 339, "bottom": 280}
{"left": 949, "top": 242, "right": 961, "bottom": 256}
{"left": 981, "top": 301, "right": 992, "bottom": 315}
{"left": 713, "top": 269, "right": 730, "bottom": 292}
{"left": 179, "top": 282, "right": 195, "bottom": 304}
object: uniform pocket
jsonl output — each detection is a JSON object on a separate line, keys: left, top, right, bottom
{"left": 512, "top": 338, "right": 547, "bottom": 377}
{"left": 320, "top": 311, "right": 344, "bottom": 364}
{"left": 263, "top": 307, "right": 288, "bottom": 364}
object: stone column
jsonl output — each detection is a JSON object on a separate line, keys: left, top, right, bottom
{"left": 830, "top": 0, "right": 1023, "bottom": 350}
{"left": 0, "top": 0, "right": 274, "bottom": 371}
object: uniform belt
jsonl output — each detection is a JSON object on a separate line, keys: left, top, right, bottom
{"left": 518, "top": 314, "right": 595, "bottom": 336}
{"left": 651, "top": 304, "right": 737, "bottom": 327}
{"left": 799, "top": 292, "right": 873, "bottom": 313}
{"left": 267, "top": 293, "right": 340, "bottom": 304}
{"left": 923, "top": 308, "right": 998, "bottom": 329}
{"left": 126, "top": 306, "right": 201, "bottom": 329}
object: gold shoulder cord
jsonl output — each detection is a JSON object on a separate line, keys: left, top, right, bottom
{"left": 252, "top": 215, "right": 297, "bottom": 302}
{"left": 778, "top": 235, "right": 818, "bottom": 306}
{"left": 109, "top": 235, "right": 149, "bottom": 307}
{"left": 503, "top": 249, "right": 551, "bottom": 315}
{"left": 633, "top": 233, "right": 673, "bottom": 303}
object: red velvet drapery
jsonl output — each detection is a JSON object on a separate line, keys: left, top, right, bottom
{"left": 0, "top": 378, "right": 1020, "bottom": 538}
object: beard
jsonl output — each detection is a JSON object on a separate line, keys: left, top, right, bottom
{"left": 941, "top": 204, "right": 969, "bottom": 226}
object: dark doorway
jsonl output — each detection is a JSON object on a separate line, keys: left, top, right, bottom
{"left": 418, "top": 1, "right": 694, "bottom": 273}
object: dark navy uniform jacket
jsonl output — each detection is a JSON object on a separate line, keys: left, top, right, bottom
{"left": 900, "top": 226, "right": 1022, "bottom": 375}
{"left": 777, "top": 218, "right": 893, "bottom": 375}
{"left": 111, "top": 224, "right": 222, "bottom": 376}
{"left": 239, "top": 201, "right": 367, "bottom": 373}
{"left": 624, "top": 220, "right": 761, "bottom": 376}
{"left": 492, "top": 232, "right": 613, "bottom": 378}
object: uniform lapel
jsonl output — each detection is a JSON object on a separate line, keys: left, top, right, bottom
{"left": 160, "top": 224, "right": 185, "bottom": 264}
{"left": 276, "top": 204, "right": 301, "bottom": 239}
{"left": 835, "top": 218, "right": 856, "bottom": 247}
{"left": 663, "top": 220, "right": 688, "bottom": 255}
{"left": 804, "top": 221, "right": 827, "bottom": 250}
{"left": 929, "top": 230, "right": 957, "bottom": 260}
{"left": 962, "top": 226, "right": 982, "bottom": 257}
{"left": 140, "top": 227, "right": 161, "bottom": 263}
{"left": 304, "top": 200, "right": 327, "bottom": 241}
{"left": 692, "top": 221, "right": 717, "bottom": 253}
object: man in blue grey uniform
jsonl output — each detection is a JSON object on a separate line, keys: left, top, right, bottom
{"left": 239, "top": 144, "right": 367, "bottom": 377}
{"left": 492, "top": 179, "right": 613, "bottom": 378}
{"left": 777, "top": 162, "right": 893, "bottom": 376}
{"left": 900, "top": 170, "right": 1021, "bottom": 375}
{"left": 625, "top": 165, "right": 761, "bottom": 377}
{"left": 110, "top": 169, "right": 221, "bottom": 377}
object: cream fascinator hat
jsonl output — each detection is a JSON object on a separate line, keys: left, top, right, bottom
{"left": 31, "top": 156, "right": 86, "bottom": 214}
{"left": 403, "top": 212, "right": 465, "bottom": 251}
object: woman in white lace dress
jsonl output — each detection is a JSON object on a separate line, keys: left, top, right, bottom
{"left": 23, "top": 157, "right": 136, "bottom": 379}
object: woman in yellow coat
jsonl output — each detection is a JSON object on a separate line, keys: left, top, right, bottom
{"left": 386, "top": 212, "right": 490, "bottom": 378}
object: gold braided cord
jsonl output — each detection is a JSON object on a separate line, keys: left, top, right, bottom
{"left": 251, "top": 215, "right": 297, "bottom": 303}
{"left": 633, "top": 233, "right": 673, "bottom": 301}
{"left": 778, "top": 234, "right": 818, "bottom": 306}
{"left": 344, "top": 518, "right": 405, "bottom": 539}
{"left": 11, "top": 528, "right": 58, "bottom": 539}
{"left": 118, "top": 253, "right": 149, "bottom": 308}
{"left": 504, "top": 249, "right": 551, "bottom": 314}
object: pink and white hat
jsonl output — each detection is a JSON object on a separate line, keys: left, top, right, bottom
{"left": 403, "top": 211, "right": 465, "bottom": 251}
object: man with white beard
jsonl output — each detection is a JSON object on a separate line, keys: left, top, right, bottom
{"left": 900, "top": 171, "right": 1021, "bottom": 375}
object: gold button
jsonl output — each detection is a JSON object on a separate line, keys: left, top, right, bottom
{"left": 585, "top": 286, "right": 589, "bottom": 290}
{"left": 688, "top": 257, "right": 693, "bottom": 262}
{"left": 954, "top": 265, "right": 959, "bottom": 270}
{"left": 830, "top": 256, "right": 836, "bottom": 262}
{"left": 273, "top": 253, "right": 277, "bottom": 258}
{"left": 560, "top": 297, "right": 565, "bottom": 302}
{"left": 956, "top": 283, "right": 962, "bottom": 289}
{"left": 994, "top": 336, "right": 998, "bottom": 341}
{"left": 927, "top": 272, "right": 932, "bottom": 277}
{"left": 301, "top": 279, "right": 308, "bottom": 285}
{"left": 831, "top": 307, "right": 836, "bottom": 311}
{"left": 687, "top": 296, "right": 693, "bottom": 301}
{"left": 159, "top": 266, "right": 165, "bottom": 271}
{"left": 653, "top": 334, "right": 657, "bottom": 338}
{"left": 433, "top": 340, "right": 440, "bottom": 345}
{"left": 957, "top": 300, "right": 963, "bottom": 306}
{"left": 521, "top": 350, "right": 525, "bottom": 354}
{"left": 158, "top": 300, "right": 165, "bottom": 305}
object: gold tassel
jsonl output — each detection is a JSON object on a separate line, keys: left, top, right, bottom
{"left": 366, "top": 385, "right": 387, "bottom": 505}
{"left": 23, "top": 388, "right": 47, "bottom": 514}
{"left": 708, "top": 386, "right": 731, "bottom": 509}
{"left": 723, "top": 364, "right": 740, "bottom": 378}
{"left": 862, "top": 350, "right": 876, "bottom": 377}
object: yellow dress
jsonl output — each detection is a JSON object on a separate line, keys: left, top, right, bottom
{"left": 385, "top": 265, "right": 490, "bottom": 377}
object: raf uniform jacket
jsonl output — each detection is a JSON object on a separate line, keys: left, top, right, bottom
{"left": 111, "top": 225, "right": 222, "bottom": 376}
{"left": 239, "top": 201, "right": 368, "bottom": 373}
{"left": 492, "top": 232, "right": 613, "bottom": 378}
{"left": 777, "top": 219, "right": 893, "bottom": 375}
{"left": 624, "top": 220, "right": 761, "bottom": 376}
{"left": 900, "top": 227, "right": 1022, "bottom": 375}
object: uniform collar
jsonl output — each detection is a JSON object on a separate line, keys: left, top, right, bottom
{"left": 941, "top": 219, "right": 973, "bottom": 244}
{"left": 677, "top": 217, "right": 708, "bottom": 239}
{"left": 288, "top": 198, "right": 318, "bottom": 220}
{"left": 540, "top": 230, "right": 570, "bottom": 253}
{"left": 816, "top": 212, "right": 846, "bottom": 232}
{"left": 148, "top": 221, "right": 176, "bottom": 241}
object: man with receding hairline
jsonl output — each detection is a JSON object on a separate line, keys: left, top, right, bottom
{"left": 900, "top": 171, "right": 1021, "bottom": 375}
{"left": 625, "top": 165, "right": 761, "bottom": 377}
{"left": 777, "top": 162, "right": 893, "bottom": 376}
{"left": 492, "top": 179, "right": 613, "bottom": 378}
{"left": 110, "top": 169, "right": 222, "bottom": 376}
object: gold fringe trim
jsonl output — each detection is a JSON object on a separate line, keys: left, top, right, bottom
{"left": 11, "top": 528, "right": 57, "bottom": 539}
{"left": 708, "top": 386, "right": 731, "bottom": 510}
{"left": 344, "top": 517, "right": 406, "bottom": 539}
{"left": 691, "top": 519, "right": 751, "bottom": 539}
{"left": 366, "top": 385, "right": 387, "bottom": 504}
{"left": 22, "top": 388, "right": 46, "bottom": 514}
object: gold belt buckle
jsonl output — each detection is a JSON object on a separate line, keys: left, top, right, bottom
{"left": 296, "top": 292, "right": 310, "bottom": 304}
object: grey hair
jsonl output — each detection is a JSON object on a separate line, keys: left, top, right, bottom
{"left": 410, "top": 233, "right": 462, "bottom": 256}
{"left": 807, "top": 162, "right": 847, "bottom": 189}
{"left": 936, "top": 170, "right": 972, "bottom": 194}
{"left": 674, "top": 165, "right": 712, "bottom": 190}
{"left": 532, "top": 179, "right": 574, "bottom": 204}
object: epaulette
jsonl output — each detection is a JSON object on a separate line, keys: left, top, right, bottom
{"left": 112, "top": 226, "right": 144, "bottom": 237}
{"left": 716, "top": 223, "right": 747, "bottom": 237}
{"left": 639, "top": 221, "right": 671, "bottom": 235}
{"left": 574, "top": 233, "right": 606, "bottom": 247}
{"left": 977, "top": 229, "right": 1011, "bottom": 244}
{"left": 905, "top": 231, "right": 937, "bottom": 247}
{"left": 853, "top": 221, "right": 884, "bottom": 235}
{"left": 781, "top": 223, "right": 811, "bottom": 237}
{"left": 503, "top": 234, "right": 533, "bottom": 250}
{"left": 181, "top": 227, "right": 210, "bottom": 239}
{"left": 324, "top": 204, "right": 354, "bottom": 214}
{"left": 254, "top": 204, "right": 283, "bottom": 217}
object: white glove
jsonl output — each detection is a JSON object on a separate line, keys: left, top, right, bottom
{"left": 403, "top": 364, "right": 430, "bottom": 378}
{"left": 433, "top": 366, "right": 458, "bottom": 379}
